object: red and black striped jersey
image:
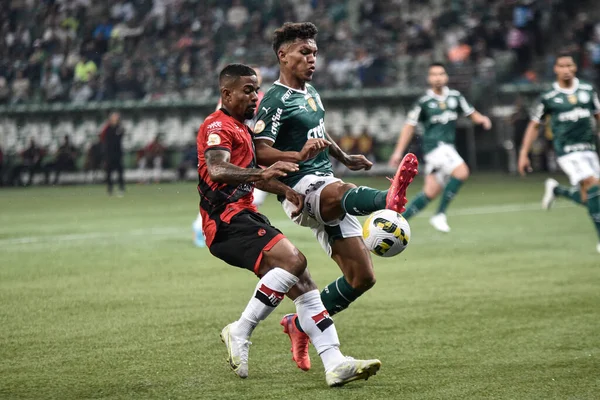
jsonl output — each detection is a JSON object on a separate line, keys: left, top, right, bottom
{"left": 197, "top": 108, "right": 257, "bottom": 246}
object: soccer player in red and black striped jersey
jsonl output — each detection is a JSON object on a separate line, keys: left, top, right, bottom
{"left": 199, "top": 64, "right": 381, "bottom": 387}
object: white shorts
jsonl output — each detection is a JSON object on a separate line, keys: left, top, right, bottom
{"left": 424, "top": 143, "right": 465, "bottom": 184}
{"left": 557, "top": 151, "right": 600, "bottom": 186}
{"left": 282, "top": 174, "right": 363, "bottom": 256}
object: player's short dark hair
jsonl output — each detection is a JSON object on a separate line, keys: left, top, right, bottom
{"left": 219, "top": 64, "right": 256, "bottom": 86}
{"left": 555, "top": 51, "right": 575, "bottom": 64}
{"left": 272, "top": 22, "right": 318, "bottom": 60}
{"left": 428, "top": 62, "right": 446, "bottom": 70}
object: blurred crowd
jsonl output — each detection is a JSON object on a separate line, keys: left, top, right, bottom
{"left": 1, "top": 0, "right": 599, "bottom": 106}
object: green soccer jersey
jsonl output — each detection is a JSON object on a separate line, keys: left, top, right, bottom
{"left": 531, "top": 78, "right": 600, "bottom": 157}
{"left": 406, "top": 87, "right": 475, "bottom": 155}
{"left": 253, "top": 81, "right": 332, "bottom": 188}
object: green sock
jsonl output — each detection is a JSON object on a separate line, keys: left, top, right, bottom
{"left": 341, "top": 186, "right": 387, "bottom": 216}
{"left": 437, "top": 177, "right": 464, "bottom": 214}
{"left": 586, "top": 186, "right": 600, "bottom": 241}
{"left": 402, "top": 191, "right": 430, "bottom": 220}
{"left": 554, "top": 185, "right": 584, "bottom": 205}
{"left": 294, "top": 276, "right": 363, "bottom": 333}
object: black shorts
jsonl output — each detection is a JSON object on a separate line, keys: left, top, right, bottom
{"left": 209, "top": 211, "right": 284, "bottom": 275}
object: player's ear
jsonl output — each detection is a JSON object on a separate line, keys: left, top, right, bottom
{"left": 221, "top": 87, "right": 231, "bottom": 103}
{"left": 278, "top": 48, "right": 287, "bottom": 64}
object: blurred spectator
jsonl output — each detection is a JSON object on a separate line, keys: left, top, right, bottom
{"left": 177, "top": 141, "right": 197, "bottom": 181}
{"left": 8, "top": 138, "right": 45, "bottom": 186}
{"left": 100, "top": 112, "right": 125, "bottom": 196}
{"left": 46, "top": 135, "right": 78, "bottom": 185}
{"left": 227, "top": 0, "right": 249, "bottom": 30}
{"left": 11, "top": 70, "right": 30, "bottom": 104}
{"left": 74, "top": 54, "right": 97, "bottom": 83}
{"left": 41, "top": 64, "right": 64, "bottom": 102}
{"left": 137, "top": 134, "right": 165, "bottom": 183}
{"left": 0, "top": 77, "right": 10, "bottom": 104}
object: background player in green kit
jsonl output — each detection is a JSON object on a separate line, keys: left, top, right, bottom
{"left": 390, "top": 62, "right": 492, "bottom": 233}
{"left": 253, "top": 22, "right": 419, "bottom": 371}
{"left": 519, "top": 53, "right": 600, "bottom": 254}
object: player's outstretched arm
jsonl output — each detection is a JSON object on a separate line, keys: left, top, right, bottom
{"left": 255, "top": 179, "right": 305, "bottom": 217}
{"left": 389, "top": 124, "right": 415, "bottom": 167}
{"left": 518, "top": 120, "right": 540, "bottom": 176}
{"left": 469, "top": 111, "right": 492, "bottom": 130}
{"left": 205, "top": 149, "right": 298, "bottom": 185}
{"left": 255, "top": 138, "right": 330, "bottom": 165}
{"left": 324, "top": 131, "right": 373, "bottom": 171}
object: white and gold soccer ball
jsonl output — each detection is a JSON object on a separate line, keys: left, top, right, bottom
{"left": 362, "top": 209, "right": 411, "bottom": 257}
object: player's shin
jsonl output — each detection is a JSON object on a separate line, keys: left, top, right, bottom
{"left": 232, "top": 268, "right": 299, "bottom": 339}
{"left": 402, "top": 191, "right": 431, "bottom": 219}
{"left": 293, "top": 289, "right": 345, "bottom": 372}
{"left": 320, "top": 276, "right": 363, "bottom": 317}
{"left": 437, "top": 177, "right": 464, "bottom": 214}
{"left": 341, "top": 186, "right": 387, "bottom": 216}
{"left": 585, "top": 186, "right": 600, "bottom": 240}
{"left": 554, "top": 185, "right": 584, "bottom": 205}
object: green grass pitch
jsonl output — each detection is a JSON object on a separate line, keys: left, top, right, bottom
{"left": 1, "top": 174, "right": 599, "bottom": 400}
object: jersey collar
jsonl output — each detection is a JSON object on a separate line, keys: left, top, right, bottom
{"left": 553, "top": 78, "right": 579, "bottom": 94}
{"left": 427, "top": 86, "right": 449, "bottom": 101}
{"left": 273, "top": 80, "right": 308, "bottom": 94}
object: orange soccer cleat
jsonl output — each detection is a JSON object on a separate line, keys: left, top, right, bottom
{"left": 280, "top": 314, "right": 311, "bottom": 371}
{"left": 386, "top": 153, "right": 419, "bottom": 213}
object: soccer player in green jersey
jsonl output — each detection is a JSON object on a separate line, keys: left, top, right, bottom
{"left": 389, "top": 62, "right": 492, "bottom": 233}
{"left": 253, "top": 22, "right": 419, "bottom": 371}
{"left": 518, "top": 53, "right": 600, "bottom": 254}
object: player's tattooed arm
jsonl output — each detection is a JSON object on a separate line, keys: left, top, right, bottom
{"left": 205, "top": 149, "right": 299, "bottom": 185}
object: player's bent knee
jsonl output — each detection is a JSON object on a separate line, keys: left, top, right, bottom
{"left": 348, "top": 273, "right": 376, "bottom": 292}
{"left": 453, "top": 163, "right": 470, "bottom": 180}
{"left": 259, "top": 238, "right": 307, "bottom": 277}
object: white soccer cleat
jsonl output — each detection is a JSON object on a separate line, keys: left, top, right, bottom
{"left": 220, "top": 323, "right": 251, "bottom": 379}
{"left": 325, "top": 356, "right": 381, "bottom": 387}
{"left": 430, "top": 213, "right": 451, "bottom": 233}
{"left": 542, "top": 178, "right": 559, "bottom": 210}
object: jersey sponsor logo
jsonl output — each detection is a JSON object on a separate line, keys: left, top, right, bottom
{"left": 554, "top": 97, "right": 563, "bottom": 103}
{"left": 281, "top": 89, "right": 293, "bottom": 102}
{"left": 271, "top": 108, "right": 283, "bottom": 135}
{"left": 564, "top": 143, "right": 596, "bottom": 153}
{"left": 255, "top": 284, "right": 284, "bottom": 307}
{"left": 307, "top": 97, "right": 317, "bottom": 111}
{"left": 207, "top": 133, "right": 221, "bottom": 146}
{"left": 261, "top": 106, "right": 271, "bottom": 114}
{"left": 430, "top": 110, "right": 458, "bottom": 124}
{"left": 305, "top": 180, "right": 326, "bottom": 194}
{"left": 258, "top": 228, "right": 266, "bottom": 237}
{"left": 307, "top": 118, "right": 326, "bottom": 139}
{"left": 557, "top": 107, "right": 591, "bottom": 122}
{"left": 253, "top": 120, "right": 266, "bottom": 134}
{"left": 578, "top": 91, "right": 590, "bottom": 103}
{"left": 298, "top": 104, "right": 308, "bottom": 112}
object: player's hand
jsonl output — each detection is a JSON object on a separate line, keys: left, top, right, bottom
{"left": 344, "top": 154, "right": 373, "bottom": 171}
{"left": 298, "top": 138, "right": 330, "bottom": 161}
{"left": 480, "top": 116, "right": 492, "bottom": 130}
{"left": 388, "top": 151, "right": 403, "bottom": 168}
{"left": 285, "top": 189, "right": 305, "bottom": 218}
{"left": 518, "top": 154, "right": 532, "bottom": 176}
{"left": 260, "top": 161, "right": 299, "bottom": 181}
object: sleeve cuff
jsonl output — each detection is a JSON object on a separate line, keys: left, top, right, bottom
{"left": 464, "top": 109, "right": 475, "bottom": 117}
{"left": 254, "top": 136, "right": 276, "bottom": 142}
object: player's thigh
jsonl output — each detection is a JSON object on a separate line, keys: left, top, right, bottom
{"left": 557, "top": 151, "right": 599, "bottom": 186}
{"left": 282, "top": 175, "right": 346, "bottom": 226}
{"left": 319, "top": 181, "right": 357, "bottom": 222}
{"left": 423, "top": 173, "right": 444, "bottom": 198}
{"left": 451, "top": 162, "right": 470, "bottom": 180}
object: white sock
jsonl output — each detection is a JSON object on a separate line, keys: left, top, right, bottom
{"left": 294, "top": 290, "right": 345, "bottom": 371}
{"left": 231, "top": 268, "right": 299, "bottom": 339}
{"left": 252, "top": 189, "right": 268, "bottom": 207}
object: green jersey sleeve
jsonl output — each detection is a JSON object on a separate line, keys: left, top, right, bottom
{"left": 593, "top": 89, "right": 600, "bottom": 115}
{"left": 406, "top": 101, "right": 423, "bottom": 126}
{"left": 530, "top": 96, "right": 547, "bottom": 123}
{"left": 458, "top": 93, "right": 475, "bottom": 116}
{"left": 253, "top": 94, "right": 285, "bottom": 142}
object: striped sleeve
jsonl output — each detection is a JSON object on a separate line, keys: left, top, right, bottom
{"left": 458, "top": 94, "right": 475, "bottom": 116}
{"left": 406, "top": 102, "right": 422, "bottom": 126}
{"left": 530, "top": 97, "right": 546, "bottom": 123}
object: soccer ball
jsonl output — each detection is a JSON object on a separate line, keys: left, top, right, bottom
{"left": 362, "top": 209, "right": 411, "bottom": 257}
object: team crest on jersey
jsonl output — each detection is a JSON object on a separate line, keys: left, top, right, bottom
{"left": 439, "top": 101, "right": 446, "bottom": 109}
{"left": 568, "top": 94, "right": 577, "bottom": 104}
{"left": 447, "top": 97, "right": 457, "bottom": 109}
{"left": 207, "top": 133, "right": 221, "bottom": 146}
{"left": 254, "top": 120, "right": 265, "bottom": 134}
{"left": 307, "top": 97, "right": 317, "bottom": 112}
{"left": 578, "top": 91, "right": 590, "bottom": 103}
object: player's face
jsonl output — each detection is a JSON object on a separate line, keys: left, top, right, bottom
{"left": 226, "top": 75, "right": 259, "bottom": 120}
{"left": 428, "top": 66, "right": 448, "bottom": 90}
{"left": 554, "top": 57, "right": 577, "bottom": 82}
{"left": 280, "top": 39, "right": 318, "bottom": 82}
